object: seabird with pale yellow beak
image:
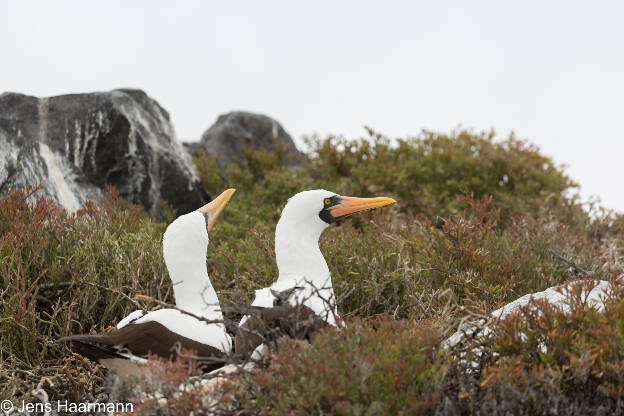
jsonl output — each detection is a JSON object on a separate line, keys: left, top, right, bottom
{"left": 61, "top": 189, "right": 236, "bottom": 377}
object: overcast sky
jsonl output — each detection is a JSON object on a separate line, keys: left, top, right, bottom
{"left": 1, "top": 1, "right": 622, "bottom": 212}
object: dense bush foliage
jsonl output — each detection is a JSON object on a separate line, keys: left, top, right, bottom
{"left": 225, "top": 289, "right": 624, "bottom": 415}
{"left": 0, "top": 185, "right": 171, "bottom": 399}
{"left": 306, "top": 129, "right": 577, "bottom": 222}
{"left": 247, "top": 319, "right": 445, "bottom": 415}
{"left": 1, "top": 129, "right": 623, "bottom": 414}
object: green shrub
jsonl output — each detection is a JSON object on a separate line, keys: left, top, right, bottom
{"left": 1, "top": 129, "right": 622, "bottom": 413}
{"left": 221, "top": 280, "right": 624, "bottom": 415}
{"left": 485, "top": 278, "right": 624, "bottom": 398}
{"left": 305, "top": 129, "right": 577, "bottom": 223}
{"left": 0, "top": 185, "right": 169, "bottom": 371}
{"left": 226, "top": 318, "right": 445, "bottom": 415}
{"left": 429, "top": 277, "right": 624, "bottom": 415}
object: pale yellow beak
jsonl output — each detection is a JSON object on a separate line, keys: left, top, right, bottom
{"left": 197, "top": 188, "right": 236, "bottom": 231}
{"left": 328, "top": 195, "right": 396, "bottom": 219}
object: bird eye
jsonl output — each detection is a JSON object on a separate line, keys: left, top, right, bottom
{"left": 324, "top": 198, "right": 331, "bottom": 205}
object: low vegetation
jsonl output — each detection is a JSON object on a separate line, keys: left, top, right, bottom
{"left": 1, "top": 129, "right": 623, "bottom": 414}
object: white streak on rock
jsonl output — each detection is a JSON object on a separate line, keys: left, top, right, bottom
{"left": 39, "top": 143, "right": 80, "bottom": 212}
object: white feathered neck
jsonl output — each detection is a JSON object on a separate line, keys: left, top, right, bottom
{"left": 275, "top": 190, "right": 333, "bottom": 286}
{"left": 162, "top": 211, "right": 223, "bottom": 321}
{"left": 265, "top": 190, "right": 338, "bottom": 326}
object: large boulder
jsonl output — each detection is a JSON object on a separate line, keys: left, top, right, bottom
{"left": 0, "top": 89, "right": 208, "bottom": 214}
{"left": 191, "top": 111, "right": 303, "bottom": 166}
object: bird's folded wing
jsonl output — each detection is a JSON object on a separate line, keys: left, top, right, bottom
{"left": 60, "top": 320, "right": 227, "bottom": 370}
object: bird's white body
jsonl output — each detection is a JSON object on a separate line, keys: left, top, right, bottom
{"left": 249, "top": 277, "right": 338, "bottom": 326}
{"left": 116, "top": 310, "right": 147, "bottom": 329}
{"left": 246, "top": 190, "right": 340, "bottom": 327}
{"left": 491, "top": 278, "right": 613, "bottom": 319}
{"left": 117, "top": 210, "right": 232, "bottom": 353}
{"left": 445, "top": 278, "right": 619, "bottom": 351}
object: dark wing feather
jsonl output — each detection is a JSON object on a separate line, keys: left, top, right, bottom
{"left": 60, "top": 320, "right": 227, "bottom": 371}
{"left": 63, "top": 340, "right": 128, "bottom": 361}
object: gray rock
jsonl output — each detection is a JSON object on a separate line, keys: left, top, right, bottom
{"left": 182, "top": 141, "right": 202, "bottom": 157}
{"left": 0, "top": 89, "right": 208, "bottom": 214}
{"left": 194, "top": 111, "right": 303, "bottom": 166}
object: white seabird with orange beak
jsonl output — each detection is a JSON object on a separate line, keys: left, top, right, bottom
{"left": 237, "top": 190, "right": 396, "bottom": 355}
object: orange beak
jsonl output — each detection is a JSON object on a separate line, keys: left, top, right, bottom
{"left": 197, "top": 188, "right": 236, "bottom": 231}
{"left": 327, "top": 195, "right": 396, "bottom": 220}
